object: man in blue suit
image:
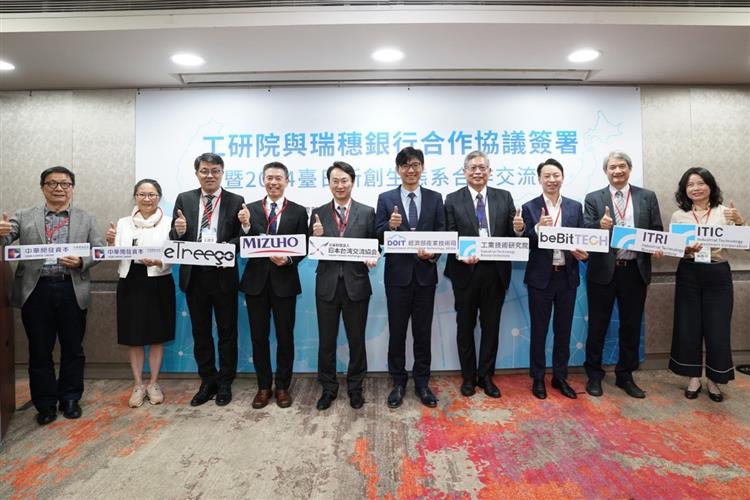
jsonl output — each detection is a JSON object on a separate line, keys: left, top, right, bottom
{"left": 522, "top": 159, "right": 588, "bottom": 400}
{"left": 375, "top": 147, "right": 445, "bottom": 408}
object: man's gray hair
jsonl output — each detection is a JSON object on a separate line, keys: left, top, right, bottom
{"left": 603, "top": 151, "right": 632, "bottom": 170}
{"left": 464, "top": 150, "right": 490, "bottom": 170}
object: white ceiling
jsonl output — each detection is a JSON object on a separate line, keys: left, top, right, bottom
{"left": 0, "top": 5, "right": 749, "bottom": 90}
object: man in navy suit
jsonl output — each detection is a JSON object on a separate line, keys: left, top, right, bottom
{"left": 522, "top": 159, "right": 588, "bottom": 400}
{"left": 310, "top": 161, "right": 377, "bottom": 411}
{"left": 375, "top": 147, "right": 445, "bottom": 409}
{"left": 170, "top": 152, "right": 245, "bottom": 407}
{"left": 444, "top": 150, "right": 525, "bottom": 398}
{"left": 238, "top": 162, "right": 308, "bottom": 409}
{"left": 583, "top": 151, "right": 663, "bottom": 399}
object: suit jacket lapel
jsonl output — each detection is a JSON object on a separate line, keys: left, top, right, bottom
{"left": 631, "top": 186, "right": 642, "bottom": 228}
{"left": 34, "top": 206, "right": 46, "bottom": 242}
{"left": 460, "top": 188, "right": 479, "bottom": 235}
{"left": 489, "top": 189, "right": 504, "bottom": 236}
{"left": 344, "top": 201, "right": 359, "bottom": 237}
{"left": 393, "top": 188, "right": 410, "bottom": 229}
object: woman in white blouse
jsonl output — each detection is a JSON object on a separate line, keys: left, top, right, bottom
{"left": 669, "top": 167, "right": 744, "bottom": 402}
{"left": 107, "top": 179, "right": 175, "bottom": 407}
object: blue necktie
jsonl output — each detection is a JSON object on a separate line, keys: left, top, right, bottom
{"left": 476, "top": 193, "right": 488, "bottom": 233}
{"left": 268, "top": 202, "right": 278, "bottom": 234}
{"left": 408, "top": 192, "right": 418, "bottom": 231}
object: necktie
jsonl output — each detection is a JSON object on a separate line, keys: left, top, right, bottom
{"left": 476, "top": 193, "right": 488, "bottom": 234}
{"left": 614, "top": 190, "right": 625, "bottom": 226}
{"left": 337, "top": 206, "right": 347, "bottom": 236}
{"left": 268, "top": 202, "right": 278, "bottom": 234}
{"left": 408, "top": 192, "right": 418, "bottom": 231}
{"left": 199, "top": 194, "right": 214, "bottom": 240}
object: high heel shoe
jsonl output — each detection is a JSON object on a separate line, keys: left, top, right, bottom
{"left": 684, "top": 384, "right": 701, "bottom": 400}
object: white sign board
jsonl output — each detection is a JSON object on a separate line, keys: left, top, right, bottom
{"left": 611, "top": 226, "right": 686, "bottom": 258}
{"left": 162, "top": 241, "right": 236, "bottom": 267}
{"left": 308, "top": 237, "right": 379, "bottom": 262}
{"left": 92, "top": 246, "right": 163, "bottom": 261}
{"left": 537, "top": 226, "right": 610, "bottom": 253}
{"left": 457, "top": 237, "right": 529, "bottom": 261}
{"left": 670, "top": 223, "right": 750, "bottom": 250}
{"left": 382, "top": 231, "right": 458, "bottom": 254}
{"left": 240, "top": 234, "right": 307, "bottom": 258}
{"left": 4, "top": 243, "right": 90, "bottom": 261}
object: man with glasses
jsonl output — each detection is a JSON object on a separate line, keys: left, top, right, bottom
{"left": 170, "top": 152, "right": 245, "bottom": 407}
{"left": 0, "top": 166, "right": 104, "bottom": 425}
{"left": 375, "top": 147, "right": 445, "bottom": 408}
{"left": 444, "top": 151, "right": 525, "bottom": 398}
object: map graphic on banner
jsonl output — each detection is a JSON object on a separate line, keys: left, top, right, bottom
{"left": 135, "top": 86, "right": 644, "bottom": 373}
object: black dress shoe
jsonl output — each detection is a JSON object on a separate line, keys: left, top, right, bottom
{"left": 616, "top": 379, "right": 646, "bottom": 399}
{"left": 215, "top": 384, "right": 232, "bottom": 406}
{"left": 460, "top": 380, "right": 476, "bottom": 397}
{"left": 586, "top": 378, "right": 603, "bottom": 397}
{"left": 684, "top": 384, "right": 701, "bottom": 400}
{"left": 36, "top": 407, "right": 57, "bottom": 426}
{"left": 59, "top": 400, "right": 82, "bottom": 419}
{"left": 387, "top": 385, "right": 405, "bottom": 408}
{"left": 415, "top": 387, "right": 438, "bottom": 408}
{"left": 477, "top": 376, "right": 501, "bottom": 398}
{"left": 532, "top": 379, "right": 547, "bottom": 399}
{"left": 552, "top": 378, "right": 577, "bottom": 399}
{"left": 708, "top": 388, "right": 724, "bottom": 402}
{"left": 349, "top": 391, "right": 365, "bottom": 409}
{"left": 190, "top": 383, "right": 217, "bottom": 406}
{"left": 316, "top": 391, "right": 337, "bottom": 411}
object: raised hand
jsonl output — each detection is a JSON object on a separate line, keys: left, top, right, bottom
{"left": 174, "top": 209, "right": 187, "bottom": 236}
{"left": 312, "top": 213, "right": 324, "bottom": 236}
{"left": 513, "top": 208, "right": 524, "bottom": 233}
{"left": 389, "top": 205, "right": 402, "bottom": 230}
{"left": 238, "top": 203, "right": 250, "bottom": 226}
{"left": 600, "top": 206, "right": 614, "bottom": 229}
{"left": 0, "top": 212, "right": 11, "bottom": 237}
{"left": 539, "top": 208, "right": 553, "bottom": 227}
{"left": 106, "top": 221, "right": 116, "bottom": 245}
{"left": 724, "top": 200, "right": 743, "bottom": 225}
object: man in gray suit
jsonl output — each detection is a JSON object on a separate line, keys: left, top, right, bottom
{"left": 0, "top": 166, "right": 104, "bottom": 425}
{"left": 583, "top": 151, "right": 663, "bottom": 399}
{"left": 310, "top": 161, "right": 377, "bottom": 411}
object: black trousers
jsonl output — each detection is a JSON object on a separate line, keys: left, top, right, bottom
{"left": 453, "top": 262, "right": 506, "bottom": 383}
{"left": 585, "top": 263, "right": 646, "bottom": 383}
{"left": 316, "top": 278, "right": 369, "bottom": 395}
{"left": 246, "top": 284, "right": 296, "bottom": 390}
{"left": 386, "top": 280, "right": 436, "bottom": 389}
{"left": 185, "top": 267, "right": 238, "bottom": 386}
{"left": 528, "top": 270, "right": 576, "bottom": 381}
{"left": 21, "top": 277, "right": 87, "bottom": 412}
{"left": 669, "top": 260, "right": 734, "bottom": 383}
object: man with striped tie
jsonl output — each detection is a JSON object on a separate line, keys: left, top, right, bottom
{"left": 170, "top": 152, "right": 246, "bottom": 407}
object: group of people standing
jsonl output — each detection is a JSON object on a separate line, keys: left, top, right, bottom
{"left": 0, "top": 149, "right": 744, "bottom": 426}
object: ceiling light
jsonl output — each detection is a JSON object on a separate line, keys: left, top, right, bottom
{"left": 568, "top": 49, "right": 601, "bottom": 63}
{"left": 0, "top": 60, "right": 16, "bottom": 71}
{"left": 171, "top": 53, "right": 205, "bottom": 67}
{"left": 372, "top": 48, "right": 404, "bottom": 63}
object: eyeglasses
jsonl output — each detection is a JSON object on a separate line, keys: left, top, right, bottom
{"left": 198, "top": 169, "right": 223, "bottom": 177}
{"left": 43, "top": 181, "right": 73, "bottom": 190}
{"left": 464, "top": 165, "right": 489, "bottom": 173}
{"left": 398, "top": 161, "right": 423, "bottom": 171}
{"left": 135, "top": 193, "right": 160, "bottom": 200}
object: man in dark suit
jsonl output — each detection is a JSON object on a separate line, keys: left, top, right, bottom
{"left": 375, "top": 147, "right": 445, "bottom": 409}
{"left": 522, "top": 158, "right": 588, "bottom": 400}
{"left": 237, "top": 161, "right": 308, "bottom": 409}
{"left": 170, "top": 152, "right": 245, "bottom": 407}
{"left": 310, "top": 161, "right": 376, "bottom": 411}
{"left": 444, "top": 150, "right": 525, "bottom": 398}
{"left": 0, "top": 166, "right": 104, "bottom": 425}
{"left": 583, "top": 150, "right": 663, "bottom": 399}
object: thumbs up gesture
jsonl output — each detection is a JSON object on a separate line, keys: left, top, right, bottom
{"left": 0, "top": 211, "right": 11, "bottom": 237}
{"left": 389, "top": 205, "right": 402, "bottom": 230}
{"left": 513, "top": 208, "right": 524, "bottom": 233}
{"left": 174, "top": 209, "right": 187, "bottom": 236}
{"left": 312, "top": 213, "right": 324, "bottom": 236}
{"left": 106, "top": 221, "right": 116, "bottom": 245}
{"left": 600, "top": 206, "right": 614, "bottom": 229}
{"left": 238, "top": 203, "right": 250, "bottom": 226}
{"left": 539, "top": 208, "right": 553, "bottom": 227}
{"left": 724, "top": 200, "right": 744, "bottom": 225}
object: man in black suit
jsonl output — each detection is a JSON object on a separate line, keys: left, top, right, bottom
{"left": 444, "top": 150, "right": 525, "bottom": 398}
{"left": 310, "top": 161, "right": 377, "bottom": 411}
{"left": 583, "top": 150, "right": 663, "bottom": 399}
{"left": 375, "top": 147, "right": 445, "bottom": 409}
{"left": 522, "top": 159, "right": 588, "bottom": 400}
{"left": 170, "top": 152, "right": 245, "bottom": 407}
{"left": 238, "top": 162, "right": 308, "bottom": 409}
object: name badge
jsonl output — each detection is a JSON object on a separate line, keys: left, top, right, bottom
{"left": 44, "top": 257, "right": 58, "bottom": 265}
{"left": 695, "top": 246, "right": 711, "bottom": 263}
{"left": 479, "top": 228, "right": 489, "bottom": 238}
{"left": 201, "top": 228, "right": 217, "bottom": 244}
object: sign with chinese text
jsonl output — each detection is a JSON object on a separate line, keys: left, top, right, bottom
{"left": 382, "top": 231, "right": 458, "bottom": 254}
{"left": 308, "top": 237, "right": 379, "bottom": 262}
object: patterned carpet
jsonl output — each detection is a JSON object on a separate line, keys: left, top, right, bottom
{"left": 1, "top": 370, "right": 750, "bottom": 499}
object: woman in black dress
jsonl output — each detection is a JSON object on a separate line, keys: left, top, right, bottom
{"left": 106, "top": 179, "right": 175, "bottom": 407}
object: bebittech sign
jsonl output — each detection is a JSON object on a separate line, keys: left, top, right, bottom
{"left": 240, "top": 234, "right": 307, "bottom": 258}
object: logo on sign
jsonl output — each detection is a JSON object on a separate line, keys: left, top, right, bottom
{"left": 308, "top": 239, "right": 329, "bottom": 257}
{"left": 612, "top": 227, "right": 637, "bottom": 249}
{"left": 458, "top": 238, "right": 477, "bottom": 258}
{"left": 385, "top": 234, "right": 407, "bottom": 248}
{"left": 242, "top": 236, "right": 301, "bottom": 254}
{"left": 94, "top": 248, "right": 106, "bottom": 259}
{"left": 6, "top": 248, "right": 20, "bottom": 259}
